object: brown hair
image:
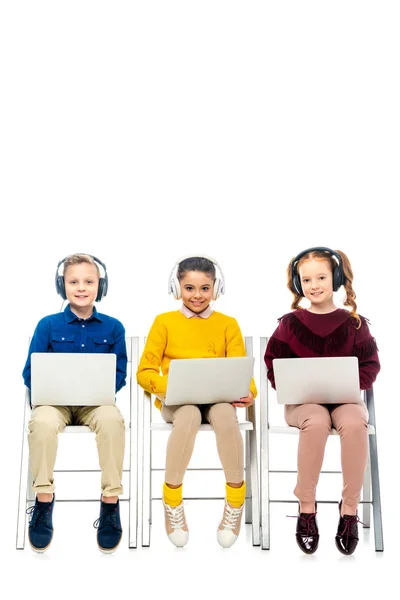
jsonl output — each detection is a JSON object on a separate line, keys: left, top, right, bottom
{"left": 177, "top": 257, "right": 216, "bottom": 281}
{"left": 287, "top": 249, "right": 361, "bottom": 328}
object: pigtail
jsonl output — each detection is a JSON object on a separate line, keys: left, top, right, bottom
{"left": 286, "top": 258, "right": 303, "bottom": 310}
{"left": 336, "top": 250, "right": 361, "bottom": 329}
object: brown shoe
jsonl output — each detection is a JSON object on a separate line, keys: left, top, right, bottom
{"left": 335, "top": 501, "right": 361, "bottom": 555}
{"left": 217, "top": 500, "right": 244, "bottom": 548}
{"left": 294, "top": 504, "right": 319, "bottom": 555}
{"left": 163, "top": 500, "right": 189, "bottom": 547}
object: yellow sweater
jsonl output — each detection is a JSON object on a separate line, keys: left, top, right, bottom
{"left": 137, "top": 310, "right": 258, "bottom": 409}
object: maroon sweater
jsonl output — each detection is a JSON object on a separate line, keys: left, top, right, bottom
{"left": 264, "top": 308, "right": 380, "bottom": 391}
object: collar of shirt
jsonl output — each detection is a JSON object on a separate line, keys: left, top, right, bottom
{"left": 64, "top": 303, "right": 103, "bottom": 324}
{"left": 180, "top": 303, "right": 213, "bottom": 319}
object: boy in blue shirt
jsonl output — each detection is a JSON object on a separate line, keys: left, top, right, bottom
{"left": 23, "top": 253, "right": 127, "bottom": 554}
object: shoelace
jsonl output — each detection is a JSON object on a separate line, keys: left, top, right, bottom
{"left": 165, "top": 503, "right": 185, "bottom": 530}
{"left": 26, "top": 503, "right": 52, "bottom": 529}
{"left": 93, "top": 506, "right": 119, "bottom": 530}
{"left": 287, "top": 513, "right": 318, "bottom": 537}
{"left": 339, "top": 514, "right": 364, "bottom": 539}
{"left": 221, "top": 503, "right": 243, "bottom": 531}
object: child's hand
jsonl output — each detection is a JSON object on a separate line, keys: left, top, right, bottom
{"left": 232, "top": 391, "right": 254, "bottom": 408}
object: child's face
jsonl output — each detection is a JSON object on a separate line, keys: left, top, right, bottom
{"left": 298, "top": 258, "right": 334, "bottom": 306}
{"left": 179, "top": 270, "right": 214, "bottom": 313}
{"left": 64, "top": 262, "right": 99, "bottom": 312}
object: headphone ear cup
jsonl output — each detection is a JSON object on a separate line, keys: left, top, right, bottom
{"left": 213, "top": 278, "right": 222, "bottom": 300}
{"left": 292, "top": 273, "right": 304, "bottom": 297}
{"left": 171, "top": 277, "right": 181, "bottom": 300}
{"left": 332, "top": 266, "right": 345, "bottom": 292}
{"left": 96, "top": 278, "right": 105, "bottom": 302}
{"left": 56, "top": 275, "right": 66, "bottom": 300}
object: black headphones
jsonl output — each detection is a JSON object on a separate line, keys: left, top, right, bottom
{"left": 55, "top": 255, "right": 108, "bottom": 302}
{"left": 291, "top": 247, "right": 346, "bottom": 296}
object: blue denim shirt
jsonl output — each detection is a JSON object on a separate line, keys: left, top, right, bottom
{"left": 23, "top": 304, "right": 127, "bottom": 393}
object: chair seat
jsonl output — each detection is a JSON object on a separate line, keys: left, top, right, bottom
{"left": 61, "top": 424, "right": 131, "bottom": 434}
{"left": 62, "top": 425, "right": 92, "bottom": 433}
{"left": 269, "top": 424, "right": 376, "bottom": 435}
{"left": 151, "top": 421, "right": 254, "bottom": 432}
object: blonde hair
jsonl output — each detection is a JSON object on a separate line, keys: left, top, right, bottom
{"left": 62, "top": 254, "right": 100, "bottom": 278}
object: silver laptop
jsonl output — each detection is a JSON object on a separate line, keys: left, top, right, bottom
{"left": 31, "top": 353, "right": 116, "bottom": 407}
{"left": 273, "top": 357, "right": 362, "bottom": 405}
{"left": 164, "top": 357, "right": 255, "bottom": 406}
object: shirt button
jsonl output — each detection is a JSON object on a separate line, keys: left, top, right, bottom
{"left": 103, "top": 339, "right": 107, "bottom": 342}
{"left": 81, "top": 344, "right": 85, "bottom": 347}
{"left": 61, "top": 337, "right": 65, "bottom": 341}
{"left": 82, "top": 325, "right": 85, "bottom": 328}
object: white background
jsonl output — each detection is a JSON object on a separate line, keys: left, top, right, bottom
{"left": 0, "top": 1, "right": 399, "bottom": 598}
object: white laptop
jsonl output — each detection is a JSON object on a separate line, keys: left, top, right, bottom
{"left": 164, "top": 357, "right": 255, "bottom": 406}
{"left": 31, "top": 353, "right": 117, "bottom": 407}
{"left": 272, "top": 357, "right": 362, "bottom": 405}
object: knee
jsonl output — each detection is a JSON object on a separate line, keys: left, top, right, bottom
{"left": 95, "top": 406, "right": 125, "bottom": 434}
{"left": 28, "top": 409, "right": 59, "bottom": 437}
{"left": 209, "top": 403, "right": 238, "bottom": 432}
{"left": 174, "top": 405, "right": 202, "bottom": 430}
{"left": 301, "top": 415, "right": 331, "bottom": 434}
{"left": 337, "top": 416, "right": 368, "bottom": 436}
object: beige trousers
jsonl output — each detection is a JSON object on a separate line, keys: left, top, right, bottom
{"left": 161, "top": 402, "right": 243, "bottom": 485}
{"left": 28, "top": 405, "right": 125, "bottom": 496}
{"left": 285, "top": 402, "right": 369, "bottom": 512}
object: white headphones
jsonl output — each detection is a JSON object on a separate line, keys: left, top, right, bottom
{"left": 168, "top": 254, "right": 226, "bottom": 300}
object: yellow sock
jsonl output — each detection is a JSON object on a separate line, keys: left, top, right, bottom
{"left": 226, "top": 481, "right": 246, "bottom": 508}
{"left": 163, "top": 482, "right": 183, "bottom": 507}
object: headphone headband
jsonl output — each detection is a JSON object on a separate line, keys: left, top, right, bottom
{"left": 56, "top": 254, "right": 107, "bottom": 273}
{"left": 168, "top": 254, "right": 225, "bottom": 300}
{"left": 55, "top": 254, "right": 108, "bottom": 302}
{"left": 290, "top": 247, "right": 345, "bottom": 295}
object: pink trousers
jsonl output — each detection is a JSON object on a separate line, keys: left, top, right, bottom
{"left": 284, "top": 402, "right": 369, "bottom": 514}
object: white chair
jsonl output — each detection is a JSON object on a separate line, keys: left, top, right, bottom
{"left": 259, "top": 336, "right": 384, "bottom": 552}
{"left": 16, "top": 336, "right": 139, "bottom": 550}
{"left": 138, "top": 337, "right": 260, "bottom": 546}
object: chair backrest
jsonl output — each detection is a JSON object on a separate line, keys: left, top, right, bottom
{"left": 116, "top": 336, "right": 138, "bottom": 425}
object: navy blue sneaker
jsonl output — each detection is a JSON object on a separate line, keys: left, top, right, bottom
{"left": 27, "top": 496, "right": 55, "bottom": 553}
{"left": 93, "top": 498, "right": 122, "bottom": 553}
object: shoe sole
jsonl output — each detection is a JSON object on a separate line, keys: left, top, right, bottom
{"left": 295, "top": 536, "right": 319, "bottom": 555}
{"left": 97, "top": 536, "right": 122, "bottom": 554}
{"left": 167, "top": 534, "right": 189, "bottom": 548}
{"left": 335, "top": 538, "right": 358, "bottom": 556}
{"left": 217, "top": 532, "right": 239, "bottom": 548}
{"left": 29, "top": 531, "right": 54, "bottom": 553}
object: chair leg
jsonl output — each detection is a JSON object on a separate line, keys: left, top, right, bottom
{"left": 369, "top": 434, "right": 384, "bottom": 551}
{"left": 128, "top": 413, "right": 138, "bottom": 548}
{"left": 141, "top": 393, "right": 151, "bottom": 547}
{"left": 260, "top": 410, "right": 270, "bottom": 549}
{"left": 245, "top": 429, "right": 252, "bottom": 524}
{"left": 362, "top": 452, "right": 371, "bottom": 528}
{"left": 249, "top": 428, "right": 260, "bottom": 546}
{"left": 16, "top": 416, "right": 33, "bottom": 549}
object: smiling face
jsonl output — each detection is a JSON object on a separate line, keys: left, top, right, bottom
{"left": 64, "top": 262, "right": 99, "bottom": 318}
{"left": 179, "top": 270, "right": 214, "bottom": 314}
{"left": 298, "top": 258, "right": 336, "bottom": 313}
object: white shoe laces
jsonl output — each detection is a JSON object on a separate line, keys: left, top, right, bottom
{"left": 221, "top": 503, "right": 243, "bottom": 531}
{"left": 165, "top": 503, "right": 185, "bottom": 530}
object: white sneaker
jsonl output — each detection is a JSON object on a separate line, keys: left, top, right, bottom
{"left": 163, "top": 501, "right": 189, "bottom": 547}
{"left": 217, "top": 500, "right": 244, "bottom": 548}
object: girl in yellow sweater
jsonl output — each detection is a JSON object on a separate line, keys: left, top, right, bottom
{"left": 137, "top": 255, "right": 257, "bottom": 548}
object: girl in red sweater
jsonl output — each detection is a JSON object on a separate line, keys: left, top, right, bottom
{"left": 264, "top": 247, "right": 380, "bottom": 556}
